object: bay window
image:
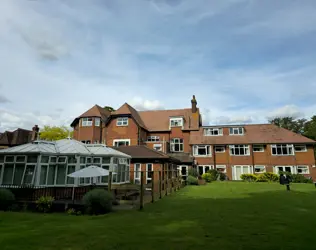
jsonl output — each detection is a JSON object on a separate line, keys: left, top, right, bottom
{"left": 193, "top": 145, "right": 212, "bottom": 156}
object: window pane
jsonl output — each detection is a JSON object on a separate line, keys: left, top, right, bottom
{"left": 13, "top": 164, "right": 25, "bottom": 185}
{"left": 67, "top": 165, "right": 76, "bottom": 184}
{"left": 16, "top": 156, "right": 26, "bottom": 162}
{"left": 47, "top": 165, "right": 56, "bottom": 185}
{"left": 27, "top": 155, "right": 38, "bottom": 163}
{"left": 56, "top": 165, "right": 66, "bottom": 185}
{"left": 0, "top": 156, "right": 4, "bottom": 163}
{"left": 5, "top": 156, "right": 14, "bottom": 162}
{"left": 58, "top": 157, "right": 67, "bottom": 163}
{"left": 50, "top": 157, "right": 57, "bottom": 163}
{"left": 40, "top": 165, "right": 48, "bottom": 185}
{"left": 68, "top": 157, "right": 77, "bottom": 164}
{"left": 41, "top": 156, "right": 49, "bottom": 163}
{"left": 102, "top": 157, "right": 111, "bottom": 164}
{"left": 3, "top": 164, "right": 14, "bottom": 184}
{"left": 23, "top": 165, "right": 35, "bottom": 184}
{"left": 93, "top": 158, "right": 101, "bottom": 164}
{"left": 117, "top": 165, "right": 122, "bottom": 183}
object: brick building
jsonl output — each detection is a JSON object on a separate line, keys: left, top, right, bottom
{"left": 71, "top": 96, "right": 316, "bottom": 180}
{"left": 0, "top": 125, "right": 39, "bottom": 149}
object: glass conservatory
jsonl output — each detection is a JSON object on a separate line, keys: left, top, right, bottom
{"left": 0, "top": 139, "right": 131, "bottom": 187}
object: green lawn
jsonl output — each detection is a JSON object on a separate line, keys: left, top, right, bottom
{"left": 1, "top": 182, "right": 316, "bottom": 250}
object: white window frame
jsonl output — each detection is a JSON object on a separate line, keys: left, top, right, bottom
{"left": 271, "top": 144, "right": 294, "bottom": 156}
{"left": 215, "top": 165, "right": 226, "bottom": 173}
{"left": 254, "top": 165, "right": 266, "bottom": 174}
{"left": 193, "top": 145, "right": 212, "bottom": 157}
{"left": 197, "top": 165, "right": 213, "bottom": 175}
{"left": 296, "top": 165, "right": 309, "bottom": 174}
{"left": 215, "top": 146, "right": 225, "bottom": 153}
{"left": 232, "top": 165, "right": 252, "bottom": 180}
{"left": 153, "top": 144, "right": 162, "bottom": 151}
{"left": 134, "top": 163, "right": 141, "bottom": 184}
{"left": 204, "top": 128, "right": 223, "bottom": 136}
{"left": 147, "top": 136, "right": 160, "bottom": 142}
{"left": 253, "top": 145, "right": 265, "bottom": 152}
{"left": 169, "top": 117, "right": 183, "bottom": 128}
{"left": 294, "top": 145, "right": 307, "bottom": 152}
{"left": 229, "top": 127, "right": 244, "bottom": 135}
{"left": 116, "top": 117, "right": 128, "bottom": 126}
{"left": 170, "top": 138, "right": 184, "bottom": 152}
{"left": 229, "top": 145, "right": 250, "bottom": 156}
{"left": 146, "top": 163, "right": 153, "bottom": 184}
{"left": 95, "top": 117, "right": 101, "bottom": 127}
{"left": 274, "top": 166, "right": 294, "bottom": 174}
{"left": 113, "top": 139, "right": 130, "bottom": 147}
{"left": 82, "top": 117, "right": 93, "bottom": 127}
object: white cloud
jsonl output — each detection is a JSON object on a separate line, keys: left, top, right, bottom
{"left": 266, "top": 105, "right": 304, "bottom": 120}
{"left": 129, "top": 97, "right": 164, "bottom": 111}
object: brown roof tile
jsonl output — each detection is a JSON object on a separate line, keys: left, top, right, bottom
{"left": 190, "top": 124, "right": 316, "bottom": 145}
{"left": 113, "top": 145, "right": 180, "bottom": 162}
{"left": 111, "top": 103, "right": 148, "bottom": 129}
{"left": 138, "top": 108, "right": 200, "bottom": 131}
{"left": 0, "top": 128, "right": 32, "bottom": 146}
{"left": 71, "top": 105, "right": 111, "bottom": 127}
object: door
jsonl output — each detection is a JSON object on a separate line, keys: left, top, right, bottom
{"left": 233, "top": 166, "right": 252, "bottom": 180}
{"left": 178, "top": 165, "right": 188, "bottom": 181}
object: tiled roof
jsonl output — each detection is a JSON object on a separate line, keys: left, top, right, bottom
{"left": 168, "top": 153, "right": 194, "bottom": 163}
{"left": 139, "top": 108, "right": 200, "bottom": 131}
{"left": 114, "top": 145, "right": 180, "bottom": 162}
{"left": 0, "top": 129, "right": 32, "bottom": 146}
{"left": 71, "top": 105, "right": 111, "bottom": 127}
{"left": 111, "top": 103, "right": 148, "bottom": 129}
{"left": 190, "top": 124, "right": 316, "bottom": 145}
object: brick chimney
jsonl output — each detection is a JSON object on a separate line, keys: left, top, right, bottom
{"left": 191, "top": 95, "right": 197, "bottom": 113}
{"left": 31, "top": 125, "right": 39, "bottom": 141}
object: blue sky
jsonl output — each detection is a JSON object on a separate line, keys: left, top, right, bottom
{"left": 1, "top": 0, "right": 316, "bottom": 131}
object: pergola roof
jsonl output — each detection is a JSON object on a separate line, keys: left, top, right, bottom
{"left": 0, "top": 139, "right": 131, "bottom": 158}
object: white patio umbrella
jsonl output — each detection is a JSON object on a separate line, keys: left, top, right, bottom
{"left": 67, "top": 165, "right": 110, "bottom": 201}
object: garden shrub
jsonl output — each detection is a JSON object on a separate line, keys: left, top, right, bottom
{"left": 0, "top": 188, "right": 15, "bottom": 211}
{"left": 202, "top": 173, "right": 212, "bottom": 182}
{"left": 36, "top": 196, "right": 55, "bottom": 213}
{"left": 82, "top": 189, "right": 113, "bottom": 215}
{"left": 219, "top": 172, "right": 227, "bottom": 181}
{"left": 240, "top": 174, "right": 257, "bottom": 182}
{"left": 256, "top": 174, "right": 268, "bottom": 182}
{"left": 290, "top": 174, "right": 312, "bottom": 183}
{"left": 187, "top": 175, "right": 198, "bottom": 185}
{"left": 260, "top": 172, "right": 279, "bottom": 182}
{"left": 188, "top": 168, "right": 198, "bottom": 177}
{"left": 207, "top": 169, "right": 219, "bottom": 181}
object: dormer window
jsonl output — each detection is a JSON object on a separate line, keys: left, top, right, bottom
{"left": 229, "top": 127, "right": 244, "bottom": 135}
{"left": 170, "top": 117, "right": 183, "bottom": 128}
{"left": 117, "top": 117, "right": 128, "bottom": 126}
{"left": 82, "top": 117, "right": 93, "bottom": 127}
{"left": 204, "top": 128, "right": 223, "bottom": 136}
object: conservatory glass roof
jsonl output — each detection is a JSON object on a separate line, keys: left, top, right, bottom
{"left": 0, "top": 139, "right": 131, "bottom": 158}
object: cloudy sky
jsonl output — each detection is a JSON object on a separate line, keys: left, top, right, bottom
{"left": 1, "top": 0, "right": 316, "bottom": 132}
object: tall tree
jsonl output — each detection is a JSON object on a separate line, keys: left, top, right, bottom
{"left": 304, "top": 116, "right": 316, "bottom": 141}
{"left": 269, "top": 117, "right": 307, "bottom": 134}
{"left": 39, "top": 126, "right": 73, "bottom": 141}
{"left": 104, "top": 106, "right": 115, "bottom": 112}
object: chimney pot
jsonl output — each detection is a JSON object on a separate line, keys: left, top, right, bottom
{"left": 191, "top": 95, "right": 197, "bottom": 113}
{"left": 31, "top": 125, "right": 39, "bottom": 141}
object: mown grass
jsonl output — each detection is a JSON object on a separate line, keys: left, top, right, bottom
{"left": 1, "top": 182, "right": 316, "bottom": 250}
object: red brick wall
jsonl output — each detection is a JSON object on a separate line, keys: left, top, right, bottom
{"left": 72, "top": 118, "right": 103, "bottom": 143}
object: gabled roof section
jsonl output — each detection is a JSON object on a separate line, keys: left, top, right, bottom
{"left": 190, "top": 124, "right": 316, "bottom": 145}
{"left": 0, "top": 128, "right": 32, "bottom": 146}
{"left": 110, "top": 103, "right": 147, "bottom": 129}
{"left": 71, "top": 105, "right": 111, "bottom": 127}
{"left": 139, "top": 108, "right": 200, "bottom": 131}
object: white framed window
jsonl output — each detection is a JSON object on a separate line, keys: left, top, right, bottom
{"left": 113, "top": 139, "right": 130, "bottom": 147}
{"left": 204, "top": 128, "right": 223, "bottom": 136}
{"left": 229, "top": 145, "right": 250, "bottom": 156}
{"left": 116, "top": 117, "right": 128, "bottom": 126}
{"left": 229, "top": 127, "right": 244, "bottom": 135}
{"left": 170, "top": 138, "right": 184, "bottom": 152}
{"left": 82, "top": 117, "right": 93, "bottom": 127}
{"left": 147, "top": 136, "right": 160, "bottom": 142}
{"left": 253, "top": 145, "right": 265, "bottom": 152}
{"left": 294, "top": 145, "right": 307, "bottom": 152}
{"left": 95, "top": 118, "right": 100, "bottom": 126}
{"left": 274, "top": 166, "right": 294, "bottom": 174}
{"left": 254, "top": 165, "right": 266, "bottom": 173}
{"left": 146, "top": 163, "right": 153, "bottom": 184}
{"left": 215, "top": 146, "right": 225, "bottom": 153}
{"left": 170, "top": 117, "right": 183, "bottom": 128}
{"left": 216, "top": 165, "right": 226, "bottom": 173}
{"left": 153, "top": 144, "right": 162, "bottom": 151}
{"left": 271, "top": 144, "right": 294, "bottom": 156}
{"left": 193, "top": 145, "right": 212, "bottom": 156}
{"left": 232, "top": 165, "right": 252, "bottom": 180}
{"left": 134, "top": 163, "right": 141, "bottom": 184}
{"left": 296, "top": 165, "right": 309, "bottom": 174}
{"left": 198, "top": 165, "right": 213, "bottom": 175}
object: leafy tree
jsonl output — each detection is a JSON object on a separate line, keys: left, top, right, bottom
{"left": 269, "top": 117, "right": 307, "bottom": 134}
{"left": 39, "top": 126, "right": 73, "bottom": 141}
{"left": 304, "top": 116, "right": 316, "bottom": 141}
{"left": 104, "top": 106, "right": 115, "bottom": 112}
